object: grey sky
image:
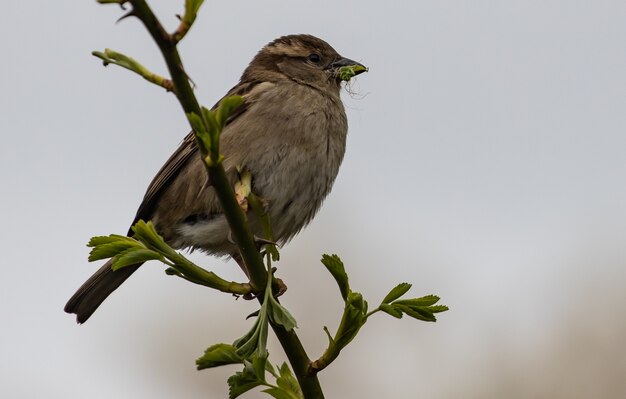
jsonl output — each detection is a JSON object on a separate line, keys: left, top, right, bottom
{"left": 2, "top": 1, "right": 626, "bottom": 398}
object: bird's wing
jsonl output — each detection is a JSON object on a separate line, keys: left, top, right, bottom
{"left": 128, "top": 80, "right": 265, "bottom": 234}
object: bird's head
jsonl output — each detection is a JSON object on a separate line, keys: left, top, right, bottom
{"left": 242, "top": 34, "right": 367, "bottom": 92}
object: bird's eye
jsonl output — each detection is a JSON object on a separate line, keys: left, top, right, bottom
{"left": 308, "top": 53, "right": 321, "bottom": 63}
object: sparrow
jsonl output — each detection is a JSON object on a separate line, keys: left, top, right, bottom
{"left": 65, "top": 34, "right": 366, "bottom": 323}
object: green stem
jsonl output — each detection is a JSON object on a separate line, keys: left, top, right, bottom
{"left": 165, "top": 258, "right": 252, "bottom": 296}
{"left": 132, "top": 220, "right": 252, "bottom": 295}
{"left": 92, "top": 49, "right": 173, "bottom": 91}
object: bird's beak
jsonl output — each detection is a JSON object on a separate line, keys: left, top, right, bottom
{"left": 329, "top": 57, "right": 368, "bottom": 81}
{"left": 331, "top": 57, "right": 366, "bottom": 72}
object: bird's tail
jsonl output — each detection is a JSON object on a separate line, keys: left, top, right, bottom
{"left": 64, "top": 260, "right": 142, "bottom": 323}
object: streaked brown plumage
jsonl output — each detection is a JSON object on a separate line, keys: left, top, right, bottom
{"left": 65, "top": 34, "right": 366, "bottom": 323}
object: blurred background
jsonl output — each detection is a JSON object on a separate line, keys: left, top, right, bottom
{"left": 2, "top": 1, "right": 625, "bottom": 398}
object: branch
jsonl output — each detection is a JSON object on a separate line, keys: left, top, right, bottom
{"left": 92, "top": 49, "right": 173, "bottom": 91}
{"left": 87, "top": 221, "right": 253, "bottom": 296}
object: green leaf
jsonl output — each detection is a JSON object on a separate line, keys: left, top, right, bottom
{"left": 252, "top": 352, "right": 268, "bottom": 381}
{"left": 321, "top": 254, "right": 350, "bottom": 301}
{"left": 88, "top": 240, "right": 139, "bottom": 262}
{"left": 182, "top": 0, "right": 204, "bottom": 25}
{"left": 334, "top": 292, "right": 368, "bottom": 348}
{"left": 381, "top": 282, "right": 412, "bottom": 304}
{"left": 261, "top": 363, "right": 303, "bottom": 399}
{"left": 429, "top": 305, "right": 449, "bottom": 313}
{"left": 130, "top": 220, "right": 168, "bottom": 251}
{"left": 276, "top": 363, "right": 303, "bottom": 398}
{"left": 393, "top": 294, "right": 440, "bottom": 307}
{"left": 227, "top": 361, "right": 265, "bottom": 399}
{"left": 268, "top": 296, "right": 298, "bottom": 332}
{"left": 347, "top": 291, "right": 368, "bottom": 314}
{"left": 201, "top": 107, "right": 221, "bottom": 162}
{"left": 379, "top": 303, "right": 403, "bottom": 318}
{"left": 233, "top": 319, "right": 257, "bottom": 348}
{"left": 338, "top": 64, "right": 368, "bottom": 81}
{"left": 256, "top": 314, "right": 269, "bottom": 359}
{"left": 111, "top": 248, "right": 162, "bottom": 271}
{"left": 233, "top": 318, "right": 261, "bottom": 358}
{"left": 87, "top": 234, "right": 134, "bottom": 247}
{"left": 262, "top": 387, "right": 300, "bottom": 399}
{"left": 196, "top": 343, "right": 243, "bottom": 370}
{"left": 393, "top": 304, "right": 437, "bottom": 322}
{"left": 265, "top": 362, "right": 278, "bottom": 378}
{"left": 234, "top": 300, "right": 270, "bottom": 360}
{"left": 186, "top": 111, "right": 205, "bottom": 133}
{"left": 216, "top": 95, "right": 245, "bottom": 129}
{"left": 201, "top": 106, "right": 219, "bottom": 135}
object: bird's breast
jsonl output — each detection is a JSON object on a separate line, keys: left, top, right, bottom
{"left": 241, "top": 84, "right": 348, "bottom": 243}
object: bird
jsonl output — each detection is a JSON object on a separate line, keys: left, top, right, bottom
{"left": 65, "top": 34, "right": 366, "bottom": 323}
